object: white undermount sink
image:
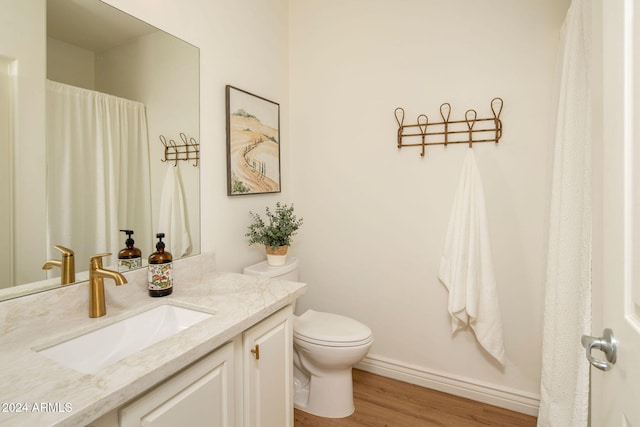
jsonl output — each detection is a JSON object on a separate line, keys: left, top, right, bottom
{"left": 37, "top": 305, "right": 213, "bottom": 374}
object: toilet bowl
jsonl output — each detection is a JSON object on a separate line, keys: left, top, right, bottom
{"left": 243, "top": 258, "right": 374, "bottom": 418}
{"left": 293, "top": 309, "right": 373, "bottom": 417}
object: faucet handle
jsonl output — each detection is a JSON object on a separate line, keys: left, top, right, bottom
{"left": 53, "top": 245, "right": 74, "bottom": 257}
{"left": 90, "top": 253, "right": 112, "bottom": 268}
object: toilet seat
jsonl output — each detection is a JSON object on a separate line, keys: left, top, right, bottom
{"left": 294, "top": 310, "right": 373, "bottom": 347}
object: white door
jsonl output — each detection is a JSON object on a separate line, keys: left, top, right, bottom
{"left": 589, "top": 0, "right": 640, "bottom": 424}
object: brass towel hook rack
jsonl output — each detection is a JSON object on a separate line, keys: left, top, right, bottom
{"left": 160, "top": 132, "right": 200, "bottom": 167}
{"left": 395, "top": 97, "right": 504, "bottom": 157}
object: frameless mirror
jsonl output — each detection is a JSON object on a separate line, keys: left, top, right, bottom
{"left": 0, "top": 0, "right": 200, "bottom": 300}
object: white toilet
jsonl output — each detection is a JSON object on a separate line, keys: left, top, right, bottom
{"left": 243, "top": 257, "right": 373, "bottom": 418}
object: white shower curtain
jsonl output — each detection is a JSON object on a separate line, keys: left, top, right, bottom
{"left": 46, "top": 80, "right": 152, "bottom": 269}
{"left": 538, "top": 0, "right": 592, "bottom": 426}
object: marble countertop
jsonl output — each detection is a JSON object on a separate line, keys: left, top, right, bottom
{"left": 0, "top": 253, "right": 306, "bottom": 426}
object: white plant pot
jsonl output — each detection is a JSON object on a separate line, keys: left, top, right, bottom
{"left": 265, "top": 245, "right": 288, "bottom": 266}
{"left": 266, "top": 253, "right": 287, "bottom": 266}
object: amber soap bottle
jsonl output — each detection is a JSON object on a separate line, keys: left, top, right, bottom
{"left": 118, "top": 229, "right": 142, "bottom": 272}
{"left": 148, "top": 233, "right": 173, "bottom": 297}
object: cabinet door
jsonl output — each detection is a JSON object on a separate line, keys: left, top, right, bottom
{"left": 243, "top": 305, "right": 293, "bottom": 427}
{"left": 120, "top": 341, "right": 236, "bottom": 427}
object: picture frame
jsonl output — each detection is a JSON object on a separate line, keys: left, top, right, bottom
{"left": 226, "top": 85, "right": 281, "bottom": 196}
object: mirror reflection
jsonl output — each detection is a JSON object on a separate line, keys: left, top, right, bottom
{"left": 0, "top": 0, "right": 200, "bottom": 300}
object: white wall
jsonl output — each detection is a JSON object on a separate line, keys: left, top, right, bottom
{"left": 46, "top": 37, "right": 95, "bottom": 90}
{"left": 289, "top": 0, "right": 569, "bottom": 413}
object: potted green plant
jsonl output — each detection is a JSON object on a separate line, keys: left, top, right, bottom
{"left": 246, "top": 202, "right": 303, "bottom": 266}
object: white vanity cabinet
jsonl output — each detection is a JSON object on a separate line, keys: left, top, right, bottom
{"left": 89, "top": 305, "right": 293, "bottom": 427}
{"left": 119, "top": 340, "right": 236, "bottom": 427}
{"left": 243, "top": 305, "right": 293, "bottom": 427}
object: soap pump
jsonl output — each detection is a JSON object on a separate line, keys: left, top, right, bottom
{"left": 118, "top": 229, "right": 142, "bottom": 272}
{"left": 148, "top": 233, "right": 173, "bottom": 297}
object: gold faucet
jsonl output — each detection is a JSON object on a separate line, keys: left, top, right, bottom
{"left": 89, "top": 253, "right": 127, "bottom": 318}
{"left": 42, "top": 245, "right": 76, "bottom": 285}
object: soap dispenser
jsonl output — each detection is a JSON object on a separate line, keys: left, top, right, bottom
{"left": 148, "top": 233, "right": 173, "bottom": 297}
{"left": 118, "top": 229, "right": 142, "bottom": 272}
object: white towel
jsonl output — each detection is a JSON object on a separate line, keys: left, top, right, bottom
{"left": 158, "top": 165, "right": 192, "bottom": 258}
{"left": 438, "top": 149, "right": 505, "bottom": 365}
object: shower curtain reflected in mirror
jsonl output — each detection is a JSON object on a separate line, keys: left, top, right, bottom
{"left": 45, "top": 80, "right": 152, "bottom": 275}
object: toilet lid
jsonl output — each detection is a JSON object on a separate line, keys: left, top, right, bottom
{"left": 294, "top": 309, "right": 372, "bottom": 346}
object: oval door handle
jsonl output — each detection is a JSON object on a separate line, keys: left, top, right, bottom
{"left": 581, "top": 328, "right": 617, "bottom": 371}
{"left": 251, "top": 344, "right": 260, "bottom": 360}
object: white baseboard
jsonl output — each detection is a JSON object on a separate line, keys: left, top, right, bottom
{"left": 355, "top": 353, "right": 540, "bottom": 417}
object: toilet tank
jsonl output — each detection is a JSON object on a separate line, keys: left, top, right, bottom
{"left": 243, "top": 257, "right": 299, "bottom": 281}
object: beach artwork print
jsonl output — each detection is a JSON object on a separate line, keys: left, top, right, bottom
{"left": 226, "top": 85, "right": 281, "bottom": 196}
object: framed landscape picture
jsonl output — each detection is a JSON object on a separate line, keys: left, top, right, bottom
{"left": 226, "top": 85, "right": 281, "bottom": 196}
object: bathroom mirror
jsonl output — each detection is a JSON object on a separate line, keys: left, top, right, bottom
{"left": 0, "top": 0, "right": 200, "bottom": 300}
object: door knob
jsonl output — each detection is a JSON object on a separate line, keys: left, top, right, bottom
{"left": 581, "top": 328, "right": 617, "bottom": 371}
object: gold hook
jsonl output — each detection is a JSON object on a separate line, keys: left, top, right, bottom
{"left": 465, "top": 109, "right": 477, "bottom": 148}
{"left": 160, "top": 135, "right": 168, "bottom": 163}
{"left": 395, "top": 108, "right": 405, "bottom": 148}
{"left": 417, "top": 114, "right": 428, "bottom": 157}
{"left": 440, "top": 103, "right": 451, "bottom": 147}
{"left": 169, "top": 139, "right": 179, "bottom": 166}
{"left": 394, "top": 107, "right": 405, "bottom": 128}
{"left": 189, "top": 136, "right": 200, "bottom": 167}
{"left": 491, "top": 97, "right": 503, "bottom": 120}
{"left": 491, "top": 98, "right": 503, "bottom": 143}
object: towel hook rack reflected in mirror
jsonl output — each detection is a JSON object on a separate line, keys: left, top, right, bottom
{"left": 160, "top": 133, "right": 200, "bottom": 167}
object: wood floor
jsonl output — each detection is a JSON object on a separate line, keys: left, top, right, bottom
{"left": 294, "top": 369, "right": 537, "bottom": 427}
